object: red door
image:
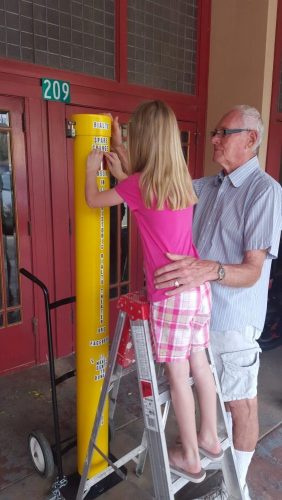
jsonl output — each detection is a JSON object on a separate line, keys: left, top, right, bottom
{"left": 0, "top": 96, "right": 35, "bottom": 374}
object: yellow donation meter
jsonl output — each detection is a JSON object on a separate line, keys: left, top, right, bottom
{"left": 72, "top": 114, "right": 111, "bottom": 477}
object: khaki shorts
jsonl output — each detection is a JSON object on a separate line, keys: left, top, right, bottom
{"left": 210, "top": 325, "right": 262, "bottom": 402}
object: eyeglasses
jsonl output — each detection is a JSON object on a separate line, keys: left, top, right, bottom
{"left": 210, "top": 128, "right": 252, "bottom": 138}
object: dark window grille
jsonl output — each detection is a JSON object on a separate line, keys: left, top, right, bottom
{"left": 0, "top": 0, "right": 115, "bottom": 80}
{"left": 127, "top": 0, "right": 198, "bottom": 94}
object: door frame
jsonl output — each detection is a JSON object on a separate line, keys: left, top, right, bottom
{"left": 266, "top": 0, "right": 282, "bottom": 180}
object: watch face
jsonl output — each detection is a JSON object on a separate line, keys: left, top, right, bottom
{"left": 218, "top": 266, "right": 225, "bottom": 280}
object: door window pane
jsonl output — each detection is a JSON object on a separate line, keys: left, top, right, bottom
{"left": 7, "top": 310, "right": 21, "bottom": 324}
{"left": 109, "top": 123, "right": 130, "bottom": 298}
{"left": 0, "top": 120, "right": 21, "bottom": 326}
{"left": 181, "top": 130, "right": 190, "bottom": 164}
{"left": 110, "top": 204, "right": 118, "bottom": 284}
{"left": 0, "top": 112, "right": 9, "bottom": 127}
{"left": 120, "top": 203, "right": 129, "bottom": 282}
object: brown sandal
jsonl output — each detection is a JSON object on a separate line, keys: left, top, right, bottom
{"left": 170, "top": 464, "right": 206, "bottom": 483}
{"left": 198, "top": 446, "right": 224, "bottom": 461}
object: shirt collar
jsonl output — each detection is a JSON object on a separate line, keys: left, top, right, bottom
{"left": 215, "top": 156, "right": 259, "bottom": 187}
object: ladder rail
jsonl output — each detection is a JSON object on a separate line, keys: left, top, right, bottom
{"left": 76, "top": 311, "right": 127, "bottom": 500}
{"left": 208, "top": 346, "right": 244, "bottom": 498}
{"left": 130, "top": 318, "right": 175, "bottom": 499}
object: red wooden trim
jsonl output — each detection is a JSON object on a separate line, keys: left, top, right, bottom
{"left": 47, "top": 101, "right": 74, "bottom": 357}
{"left": 269, "top": 0, "right": 282, "bottom": 123}
{"left": 115, "top": 0, "right": 121, "bottom": 82}
{"left": 266, "top": 1, "right": 282, "bottom": 179}
{"left": 116, "top": 0, "right": 128, "bottom": 84}
{"left": 24, "top": 97, "right": 55, "bottom": 363}
{"left": 0, "top": 57, "right": 198, "bottom": 107}
{"left": 195, "top": 0, "right": 212, "bottom": 178}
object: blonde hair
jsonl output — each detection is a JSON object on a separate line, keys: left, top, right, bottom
{"left": 127, "top": 100, "right": 197, "bottom": 210}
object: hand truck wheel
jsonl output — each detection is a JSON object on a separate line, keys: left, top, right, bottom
{"left": 28, "top": 430, "right": 55, "bottom": 479}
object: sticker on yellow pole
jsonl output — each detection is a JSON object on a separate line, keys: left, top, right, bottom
{"left": 72, "top": 114, "right": 111, "bottom": 477}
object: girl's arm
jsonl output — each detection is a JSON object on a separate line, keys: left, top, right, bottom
{"left": 111, "top": 116, "right": 130, "bottom": 173}
{"left": 85, "top": 149, "right": 124, "bottom": 208}
{"left": 104, "top": 152, "right": 128, "bottom": 181}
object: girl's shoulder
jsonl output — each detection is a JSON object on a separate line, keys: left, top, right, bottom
{"left": 123, "top": 172, "right": 141, "bottom": 183}
{"left": 115, "top": 172, "right": 143, "bottom": 210}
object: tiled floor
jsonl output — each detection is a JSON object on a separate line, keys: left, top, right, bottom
{"left": 248, "top": 423, "right": 282, "bottom": 499}
{"left": 0, "top": 346, "right": 281, "bottom": 500}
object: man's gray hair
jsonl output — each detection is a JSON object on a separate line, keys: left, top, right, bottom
{"left": 233, "top": 105, "right": 264, "bottom": 152}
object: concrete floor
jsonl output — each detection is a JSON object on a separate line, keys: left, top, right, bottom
{"left": 0, "top": 346, "right": 281, "bottom": 500}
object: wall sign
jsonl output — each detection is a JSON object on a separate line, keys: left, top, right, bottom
{"left": 41, "top": 78, "right": 71, "bottom": 103}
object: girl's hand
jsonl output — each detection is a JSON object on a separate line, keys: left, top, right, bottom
{"left": 104, "top": 152, "right": 128, "bottom": 181}
{"left": 111, "top": 116, "right": 123, "bottom": 150}
{"left": 86, "top": 148, "right": 103, "bottom": 173}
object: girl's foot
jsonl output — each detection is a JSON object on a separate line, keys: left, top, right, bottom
{"left": 198, "top": 445, "right": 224, "bottom": 461}
{"left": 170, "top": 464, "right": 206, "bottom": 483}
{"left": 175, "top": 435, "right": 181, "bottom": 445}
{"left": 197, "top": 435, "right": 223, "bottom": 461}
{"left": 168, "top": 445, "right": 201, "bottom": 474}
{"left": 174, "top": 436, "right": 224, "bottom": 460}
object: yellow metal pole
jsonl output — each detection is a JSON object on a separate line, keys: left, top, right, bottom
{"left": 72, "top": 114, "right": 111, "bottom": 477}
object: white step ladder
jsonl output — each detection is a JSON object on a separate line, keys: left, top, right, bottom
{"left": 76, "top": 291, "right": 243, "bottom": 500}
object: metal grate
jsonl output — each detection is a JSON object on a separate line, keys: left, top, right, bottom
{"left": 127, "top": 0, "right": 198, "bottom": 94}
{"left": 0, "top": 0, "right": 115, "bottom": 80}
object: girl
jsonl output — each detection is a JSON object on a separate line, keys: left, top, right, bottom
{"left": 85, "top": 100, "right": 223, "bottom": 482}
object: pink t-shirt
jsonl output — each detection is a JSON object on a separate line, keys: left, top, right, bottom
{"left": 115, "top": 173, "right": 199, "bottom": 302}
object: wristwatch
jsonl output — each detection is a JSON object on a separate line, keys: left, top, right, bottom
{"left": 217, "top": 262, "right": 225, "bottom": 281}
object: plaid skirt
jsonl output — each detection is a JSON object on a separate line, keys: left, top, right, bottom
{"left": 150, "top": 282, "right": 211, "bottom": 362}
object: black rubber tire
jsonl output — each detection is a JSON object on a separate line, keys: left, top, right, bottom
{"left": 28, "top": 430, "right": 55, "bottom": 479}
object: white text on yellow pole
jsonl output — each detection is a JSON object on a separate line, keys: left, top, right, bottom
{"left": 73, "top": 114, "right": 111, "bottom": 477}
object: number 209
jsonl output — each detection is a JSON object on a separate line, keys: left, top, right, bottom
{"left": 42, "top": 79, "right": 70, "bottom": 102}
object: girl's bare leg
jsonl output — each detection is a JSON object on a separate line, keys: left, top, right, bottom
{"left": 190, "top": 349, "right": 221, "bottom": 454}
{"left": 166, "top": 360, "right": 201, "bottom": 474}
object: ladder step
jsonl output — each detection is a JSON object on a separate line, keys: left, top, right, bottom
{"left": 82, "top": 444, "right": 147, "bottom": 492}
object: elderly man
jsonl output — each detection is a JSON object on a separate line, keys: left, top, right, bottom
{"left": 154, "top": 105, "right": 282, "bottom": 499}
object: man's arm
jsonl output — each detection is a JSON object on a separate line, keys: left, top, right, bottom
{"left": 154, "top": 249, "right": 267, "bottom": 296}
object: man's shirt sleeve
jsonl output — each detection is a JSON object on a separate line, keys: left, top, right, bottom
{"left": 244, "top": 179, "right": 282, "bottom": 259}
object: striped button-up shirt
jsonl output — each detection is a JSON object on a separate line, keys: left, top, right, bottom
{"left": 193, "top": 156, "right": 282, "bottom": 331}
